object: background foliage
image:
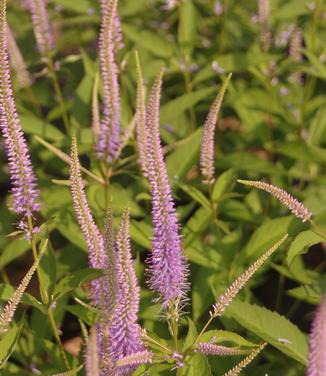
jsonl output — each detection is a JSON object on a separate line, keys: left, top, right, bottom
{"left": 1, "top": 0, "right": 326, "bottom": 374}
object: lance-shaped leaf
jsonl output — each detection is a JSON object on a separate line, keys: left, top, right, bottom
{"left": 200, "top": 73, "right": 232, "bottom": 184}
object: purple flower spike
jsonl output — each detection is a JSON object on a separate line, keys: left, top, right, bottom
{"left": 108, "top": 207, "right": 144, "bottom": 375}
{"left": 69, "top": 137, "right": 107, "bottom": 302}
{"left": 145, "top": 71, "right": 188, "bottom": 307}
{"left": 6, "top": 23, "right": 32, "bottom": 89}
{"left": 26, "top": 0, "right": 54, "bottom": 56}
{"left": 96, "top": 0, "right": 121, "bottom": 160}
{"left": 0, "top": 3, "right": 40, "bottom": 216}
{"left": 307, "top": 293, "right": 326, "bottom": 376}
{"left": 200, "top": 73, "right": 231, "bottom": 184}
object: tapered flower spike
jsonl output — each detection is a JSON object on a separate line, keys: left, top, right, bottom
{"left": 211, "top": 234, "right": 288, "bottom": 317}
{"left": 96, "top": 0, "right": 121, "bottom": 160}
{"left": 200, "top": 73, "right": 232, "bottom": 185}
{"left": 135, "top": 51, "right": 149, "bottom": 177}
{"left": 289, "top": 27, "right": 303, "bottom": 84}
{"left": 85, "top": 327, "right": 100, "bottom": 376}
{"left": 145, "top": 70, "right": 189, "bottom": 307}
{"left": 195, "top": 343, "right": 247, "bottom": 356}
{"left": 116, "top": 351, "right": 153, "bottom": 368}
{"left": 0, "top": 239, "right": 47, "bottom": 334}
{"left": 92, "top": 72, "right": 100, "bottom": 139}
{"left": 6, "top": 23, "right": 32, "bottom": 88}
{"left": 26, "top": 0, "right": 54, "bottom": 56}
{"left": 69, "top": 136, "right": 107, "bottom": 302}
{"left": 258, "top": 0, "right": 271, "bottom": 52}
{"left": 307, "top": 293, "right": 326, "bottom": 376}
{"left": 237, "top": 180, "right": 312, "bottom": 222}
{"left": 107, "top": 208, "right": 145, "bottom": 375}
{"left": 0, "top": 1, "right": 40, "bottom": 216}
{"left": 223, "top": 342, "right": 267, "bottom": 376}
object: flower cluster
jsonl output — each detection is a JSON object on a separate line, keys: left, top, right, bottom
{"left": 0, "top": 1, "right": 40, "bottom": 216}
{"left": 307, "top": 293, "right": 326, "bottom": 376}
{"left": 96, "top": 0, "right": 121, "bottom": 160}
{"left": 136, "top": 67, "right": 189, "bottom": 308}
{"left": 237, "top": 180, "right": 312, "bottom": 222}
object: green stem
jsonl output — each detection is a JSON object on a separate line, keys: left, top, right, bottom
{"left": 27, "top": 216, "right": 71, "bottom": 370}
{"left": 47, "top": 55, "right": 70, "bottom": 134}
{"left": 48, "top": 306, "right": 71, "bottom": 370}
{"left": 171, "top": 317, "right": 183, "bottom": 376}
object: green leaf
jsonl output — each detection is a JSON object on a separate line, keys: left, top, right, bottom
{"left": 226, "top": 300, "right": 308, "bottom": 365}
{"left": 183, "top": 207, "right": 211, "bottom": 248}
{"left": 53, "top": 269, "right": 103, "bottom": 300}
{"left": 199, "top": 330, "right": 257, "bottom": 348}
{"left": 0, "top": 320, "right": 23, "bottom": 368}
{"left": 64, "top": 304, "right": 97, "bottom": 326}
{"left": 287, "top": 285, "right": 322, "bottom": 305}
{"left": 52, "top": 0, "right": 93, "bottom": 13}
{"left": 122, "top": 24, "right": 174, "bottom": 58}
{"left": 287, "top": 230, "right": 324, "bottom": 266}
{"left": 245, "top": 216, "right": 292, "bottom": 258}
{"left": 160, "top": 88, "right": 215, "bottom": 124}
{"left": 176, "top": 181, "right": 210, "bottom": 210}
{"left": 38, "top": 240, "right": 56, "bottom": 303}
{"left": 0, "top": 239, "right": 29, "bottom": 269}
{"left": 130, "top": 220, "right": 152, "bottom": 249}
{"left": 212, "top": 169, "right": 236, "bottom": 202}
{"left": 178, "top": 0, "right": 197, "bottom": 53}
{"left": 183, "top": 317, "right": 198, "bottom": 351}
{"left": 20, "top": 114, "right": 64, "bottom": 141}
{"left": 183, "top": 318, "right": 212, "bottom": 375}
{"left": 166, "top": 128, "right": 202, "bottom": 181}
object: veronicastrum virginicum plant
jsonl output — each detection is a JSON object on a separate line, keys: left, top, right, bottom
{"left": 0, "top": 0, "right": 326, "bottom": 375}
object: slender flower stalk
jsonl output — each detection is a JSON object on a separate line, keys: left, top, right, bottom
{"left": 144, "top": 70, "right": 189, "bottom": 307}
{"left": 96, "top": 0, "right": 121, "bottom": 160}
{"left": 211, "top": 234, "right": 288, "bottom": 317}
{"left": 223, "top": 343, "right": 267, "bottom": 376}
{"left": 135, "top": 51, "right": 149, "bottom": 177}
{"left": 85, "top": 327, "right": 100, "bottom": 376}
{"left": 0, "top": 239, "right": 46, "bottom": 334}
{"left": 258, "top": 0, "right": 272, "bottom": 52}
{"left": 69, "top": 136, "right": 107, "bottom": 302}
{"left": 6, "top": 23, "right": 32, "bottom": 88}
{"left": 237, "top": 180, "right": 312, "bottom": 222}
{"left": 289, "top": 27, "right": 303, "bottom": 84}
{"left": 0, "top": 1, "right": 40, "bottom": 216}
{"left": 108, "top": 208, "right": 145, "bottom": 375}
{"left": 307, "top": 293, "right": 326, "bottom": 376}
{"left": 200, "top": 73, "right": 232, "bottom": 184}
{"left": 195, "top": 343, "right": 246, "bottom": 356}
{"left": 25, "top": 0, "right": 54, "bottom": 56}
